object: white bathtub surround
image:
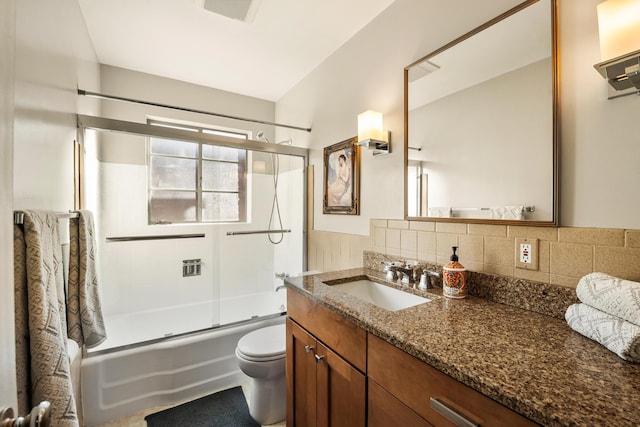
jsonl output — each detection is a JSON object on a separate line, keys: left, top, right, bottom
{"left": 81, "top": 316, "right": 285, "bottom": 426}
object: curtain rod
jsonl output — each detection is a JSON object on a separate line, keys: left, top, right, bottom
{"left": 77, "top": 89, "right": 312, "bottom": 133}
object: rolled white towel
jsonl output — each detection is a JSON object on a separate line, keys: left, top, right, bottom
{"left": 565, "top": 303, "right": 640, "bottom": 362}
{"left": 576, "top": 272, "right": 640, "bottom": 326}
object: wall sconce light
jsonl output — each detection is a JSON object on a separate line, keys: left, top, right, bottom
{"left": 594, "top": 0, "right": 640, "bottom": 97}
{"left": 356, "top": 110, "right": 390, "bottom": 155}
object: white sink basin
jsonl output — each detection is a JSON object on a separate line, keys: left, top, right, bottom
{"left": 330, "top": 279, "right": 430, "bottom": 311}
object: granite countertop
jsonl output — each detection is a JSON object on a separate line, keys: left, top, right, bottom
{"left": 284, "top": 267, "right": 640, "bottom": 427}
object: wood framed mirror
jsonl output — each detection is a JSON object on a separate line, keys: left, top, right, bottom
{"left": 404, "top": 0, "right": 558, "bottom": 225}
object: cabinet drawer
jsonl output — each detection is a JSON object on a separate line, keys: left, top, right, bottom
{"left": 369, "top": 379, "right": 433, "bottom": 427}
{"left": 288, "top": 289, "right": 366, "bottom": 372}
{"left": 368, "top": 334, "right": 537, "bottom": 427}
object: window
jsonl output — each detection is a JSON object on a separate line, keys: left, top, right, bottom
{"left": 148, "top": 122, "right": 248, "bottom": 224}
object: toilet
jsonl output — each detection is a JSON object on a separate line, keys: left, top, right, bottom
{"left": 235, "top": 323, "right": 286, "bottom": 425}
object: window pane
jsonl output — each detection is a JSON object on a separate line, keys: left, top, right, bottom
{"left": 150, "top": 191, "right": 197, "bottom": 223}
{"left": 203, "top": 192, "right": 239, "bottom": 222}
{"left": 202, "top": 160, "right": 239, "bottom": 191}
{"left": 151, "top": 138, "right": 198, "bottom": 157}
{"left": 151, "top": 156, "right": 197, "bottom": 189}
{"left": 202, "top": 145, "right": 241, "bottom": 162}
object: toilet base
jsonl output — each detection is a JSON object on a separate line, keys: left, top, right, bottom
{"left": 248, "top": 375, "right": 286, "bottom": 425}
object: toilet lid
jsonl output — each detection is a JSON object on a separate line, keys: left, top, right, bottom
{"left": 237, "top": 324, "right": 286, "bottom": 361}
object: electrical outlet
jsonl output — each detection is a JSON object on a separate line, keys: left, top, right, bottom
{"left": 515, "top": 238, "right": 538, "bottom": 270}
{"left": 520, "top": 243, "right": 532, "bottom": 263}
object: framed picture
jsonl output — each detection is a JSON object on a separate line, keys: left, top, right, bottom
{"left": 323, "top": 136, "right": 360, "bottom": 215}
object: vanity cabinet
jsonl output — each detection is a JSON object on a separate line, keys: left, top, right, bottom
{"left": 368, "top": 334, "right": 537, "bottom": 427}
{"left": 286, "top": 290, "right": 366, "bottom": 427}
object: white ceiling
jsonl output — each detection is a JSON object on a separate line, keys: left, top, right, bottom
{"left": 78, "top": 0, "right": 396, "bottom": 102}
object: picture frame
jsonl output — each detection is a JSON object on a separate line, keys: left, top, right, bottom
{"left": 323, "top": 136, "right": 360, "bottom": 215}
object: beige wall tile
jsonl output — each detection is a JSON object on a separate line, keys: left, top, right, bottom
{"left": 436, "top": 233, "right": 458, "bottom": 258}
{"left": 385, "top": 247, "right": 402, "bottom": 257}
{"left": 436, "top": 222, "right": 467, "bottom": 234}
{"left": 370, "top": 219, "right": 388, "bottom": 228}
{"left": 484, "top": 264, "right": 514, "bottom": 277}
{"left": 374, "top": 227, "right": 386, "bottom": 247}
{"left": 594, "top": 246, "right": 640, "bottom": 282}
{"left": 462, "top": 260, "right": 483, "bottom": 273}
{"left": 401, "top": 250, "right": 418, "bottom": 261}
{"left": 458, "top": 234, "right": 484, "bottom": 263}
{"left": 550, "top": 274, "right": 580, "bottom": 288}
{"left": 417, "top": 231, "right": 436, "bottom": 256}
{"left": 372, "top": 245, "right": 386, "bottom": 255}
{"left": 484, "top": 236, "right": 515, "bottom": 267}
{"left": 387, "top": 220, "right": 409, "bottom": 230}
{"left": 386, "top": 228, "right": 401, "bottom": 249}
{"left": 626, "top": 230, "right": 640, "bottom": 248}
{"left": 559, "top": 227, "right": 624, "bottom": 247}
{"left": 538, "top": 240, "right": 550, "bottom": 273}
{"left": 410, "top": 221, "right": 435, "bottom": 232}
{"left": 508, "top": 226, "right": 558, "bottom": 242}
{"left": 468, "top": 224, "right": 507, "bottom": 237}
{"left": 550, "top": 242, "right": 593, "bottom": 278}
{"left": 401, "top": 230, "right": 418, "bottom": 252}
{"left": 515, "top": 268, "right": 550, "bottom": 284}
{"left": 417, "top": 252, "right": 437, "bottom": 263}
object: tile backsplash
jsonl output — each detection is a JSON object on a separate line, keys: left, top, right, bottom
{"left": 308, "top": 219, "right": 640, "bottom": 288}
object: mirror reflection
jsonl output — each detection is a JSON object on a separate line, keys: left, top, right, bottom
{"left": 405, "top": 0, "right": 556, "bottom": 223}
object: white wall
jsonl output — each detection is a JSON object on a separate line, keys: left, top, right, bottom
{"left": 13, "top": 0, "right": 100, "bottom": 210}
{"left": 3, "top": 0, "right": 100, "bottom": 410}
{"left": 277, "top": 0, "right": 640, "bottom": 234}
{"left": 0, "top": 0, "right": 17, "bottom": 411}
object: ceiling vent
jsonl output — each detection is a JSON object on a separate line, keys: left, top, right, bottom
{"left": 198, "top": 0, "right": 263, "bottom": 23}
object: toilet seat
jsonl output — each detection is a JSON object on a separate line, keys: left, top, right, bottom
{"left": 236, "top": 324, "right": 286, "bottom": 362}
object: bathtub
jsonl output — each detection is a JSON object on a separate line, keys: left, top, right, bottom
{"left": 81, "top": 296, "right": 286, "bottom": 425}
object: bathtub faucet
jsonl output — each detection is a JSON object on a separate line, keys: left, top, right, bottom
{"left": 275, "top": 285, "right": 287, "bottom": 292}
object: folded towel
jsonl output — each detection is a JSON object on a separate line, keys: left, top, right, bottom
{"left": 67, "top": 210, "right": 107, "bottom": 348}
{"left": 428, "top": 206, "right": 451, "bottom": 217}
{"left": 565, "top": 303, "right": 640, "bottom": 362}
{"left": 576, "top": 272, "right": 640, "bottom": 326}
{"left": 489, "top": 206, "right": 524, "bottom": 220}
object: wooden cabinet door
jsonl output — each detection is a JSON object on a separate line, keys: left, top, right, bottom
{"left": 287, "top": 318, "right": 318, "bottom": 427}
{"left": 316, "top": 341, "right": 366, "bottom": 427}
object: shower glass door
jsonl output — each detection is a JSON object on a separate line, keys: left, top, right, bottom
{"left": 216, "top": 151, "right": 305, "bottom": 326}
{"left": 80, "top": 117, "right": 307, "bottom": 352}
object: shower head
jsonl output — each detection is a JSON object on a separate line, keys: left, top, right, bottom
{"left": 256, "top": 131, "right": 269, "bottom": 142}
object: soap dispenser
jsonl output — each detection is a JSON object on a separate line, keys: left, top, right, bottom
{"left": 442, "top": 246, "right": 467, "bottom": 299}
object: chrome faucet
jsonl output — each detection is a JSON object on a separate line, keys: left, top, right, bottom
{"left": 382, "top": 261, "right": 418, "bottom": 286}
{"left": 418, "top": 269, "right": 440, "bottom": 290}
{"left": 275, "top": 285, "right": 287, "bottom": 292}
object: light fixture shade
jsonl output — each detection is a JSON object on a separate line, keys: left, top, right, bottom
{"left": 357, "top": 110, "right": 384, "bottom": 142}
{"left": 597, "top": 0, "right": 640, "bottom": 61}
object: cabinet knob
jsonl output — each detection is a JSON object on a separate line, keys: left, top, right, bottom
{"left": 314, "top": 354, "right": 325, "bottom": 363}
{"left": 305, "top": 345, "right": 314, "bottom": 353}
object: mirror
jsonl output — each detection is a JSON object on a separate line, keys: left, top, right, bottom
{"left": 404, "top": 0, "right": 557, "bottom": 225}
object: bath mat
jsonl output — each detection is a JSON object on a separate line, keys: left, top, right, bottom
{"left": 145, "top": 386, "right": 260, "bottom": 427}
